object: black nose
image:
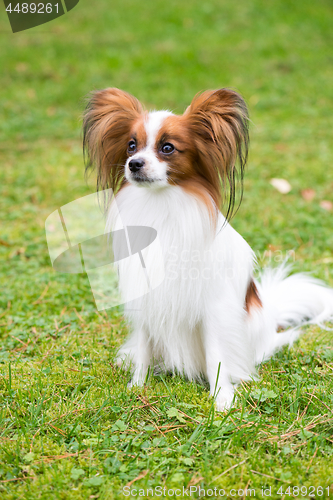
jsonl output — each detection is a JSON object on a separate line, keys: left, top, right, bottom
{"left": 129, "top": 159, "right": 145, "bottom": 173}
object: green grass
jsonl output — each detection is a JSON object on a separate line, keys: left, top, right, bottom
{"left": 0, "top": 0, "right": 333, "bottom": 498}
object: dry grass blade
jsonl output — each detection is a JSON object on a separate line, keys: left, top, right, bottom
{"left": 213, "top": 459, "right": 247, "bottom": 481}
{"left": 250, "top": 470, "right": 288, "bottom": 483}
{"left": 126, "top": 469, "right": 149, "bottom": 487}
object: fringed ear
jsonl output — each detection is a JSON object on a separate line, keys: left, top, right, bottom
{"left": 184, "top": 89, "right": 249, "bottom": 220}
{"left": 83, "top": 88, "right": 143, "bottom": 193}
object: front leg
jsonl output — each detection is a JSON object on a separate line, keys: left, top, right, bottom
{"left": 204, "top": 297, "right": 249, "bottom": 412}
{"left": 205, "top": 332, "right": 235, "bottom": 411}
{"left": 116, "top": 328, "right": 151, "bottom": 387}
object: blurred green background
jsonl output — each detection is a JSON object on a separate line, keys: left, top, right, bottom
{"left": 1, "top": 0, "right": 333, "bottom": 260}
{"left": 0, "top": 0, "right": 333, "bottom": 498}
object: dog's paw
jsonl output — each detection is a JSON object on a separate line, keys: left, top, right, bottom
{"left": 214, "top": 386, "right": 235, "bottom": 412}
{"left": 115, "top": 357, "right": 124, "bottom": 368}
{"left": 127, "top": 377, "right": 145, "bottom": 389}
{"left": 115, "top": 353, "right": 131, "bottom": 369}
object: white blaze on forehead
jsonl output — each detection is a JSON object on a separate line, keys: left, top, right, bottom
{"left": 125, "top": 110, "right": 174, "bottom": 186}
{"left": 145, "top": 111, "right": 173, "bottom": 150}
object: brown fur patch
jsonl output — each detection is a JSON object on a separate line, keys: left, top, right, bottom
{"left": 154, "top": 115, "right": 218, "bottom": 223}
{"left": 245, "top": 279, "right": 262, "bottom": 313}
{"left": 83, "top": 88, "right": 143, "bottom": 193}
{"left": 154, "top": 115, "right": 196, "bottom": 181}
{"left": 152, "top": 90, "right": 248, "bottom": 219}
{"left": 129, "top": 115, "right": 148, "bottom": 152}
{"left": 183, "top": 89, "right": 249, "bottom": 219}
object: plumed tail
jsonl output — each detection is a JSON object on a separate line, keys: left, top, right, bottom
{"left": 259, "top": 264, "right": 333, "bottom": 328}
{"left": 253, "top": 264, "right": 333, "bottom": 363}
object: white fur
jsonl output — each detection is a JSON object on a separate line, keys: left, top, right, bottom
{"left": 108, "top": 183, "right": 333, "bottom": 411}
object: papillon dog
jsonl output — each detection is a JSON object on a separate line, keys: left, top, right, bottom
{"left": 83, "top": 88, "right": 333, "bottom": 411}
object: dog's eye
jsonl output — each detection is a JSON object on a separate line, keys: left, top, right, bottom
{"left": 161, "top": 143, "right": 175, "bottom": 155}
{"left": 128, "top": 140, "right": 137, "bottom": 154}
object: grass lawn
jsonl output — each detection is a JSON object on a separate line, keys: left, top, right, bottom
{"left": 0, "top": 0, "right": 333, "bottom": 498}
